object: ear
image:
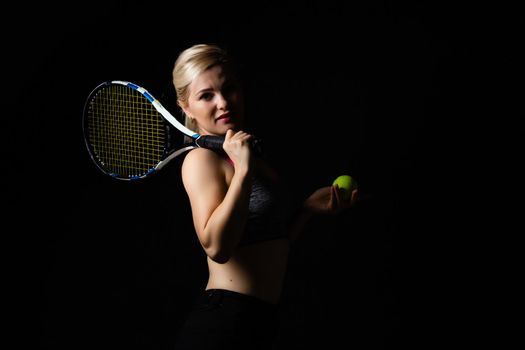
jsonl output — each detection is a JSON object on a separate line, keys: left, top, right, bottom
{"left": 178, "top": 102, "right": 191, "bottom": 119}
{"left": 183, "top": 110, "right": 193, "bottom": 121}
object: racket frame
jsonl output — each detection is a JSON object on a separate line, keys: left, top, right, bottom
{"left": 83, "top": 80, "right": 257, "bottom": 181}
{"left": 83, "top": 81, "right": 202, "bottom": 180}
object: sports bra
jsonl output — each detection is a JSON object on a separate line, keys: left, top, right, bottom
{"left": 221, "top": 154, "right": 290, "bottom": 246}
{"left": 240, "top": 173, "right": 290, "bottom": 246}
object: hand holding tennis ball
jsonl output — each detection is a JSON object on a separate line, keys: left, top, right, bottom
{"left": 333, "top": 175, "right": 358, "bottom": 201}
{"left": 302, "top": 175, "right": 359, "bottom": 215}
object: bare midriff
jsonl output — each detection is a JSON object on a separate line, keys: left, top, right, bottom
{"left": 206, "top": 238, "right": 290, "bottom": 304}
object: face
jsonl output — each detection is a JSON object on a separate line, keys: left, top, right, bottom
{"left": 182, "top": 65, "right": 244, "bottom": 136}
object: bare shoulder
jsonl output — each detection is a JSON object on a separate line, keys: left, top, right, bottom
{"left": 182, "top": 147, "right": 222, "bottom": 170}
{"left": 181, "top": 148, "right": 230, "bottom": 236}
{"left": 182, "top": 148, "right": 223, "bottom": 175}
{"left": 181, "top": 148, "right": 226, "bottom": 188}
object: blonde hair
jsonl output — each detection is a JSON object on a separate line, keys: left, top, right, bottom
{"left": 172, "top": 44, "right": 231, "bottom": 140}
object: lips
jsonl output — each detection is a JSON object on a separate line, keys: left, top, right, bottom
{"left": 216, "top": 112, "right": 230, "bottom": 120}
{"left": 216, "top": 112, "right": 233, "bottom": 123}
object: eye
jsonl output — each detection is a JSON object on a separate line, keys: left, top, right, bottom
{"left": 199, "top": 92, "right": 213, "bottom": 101}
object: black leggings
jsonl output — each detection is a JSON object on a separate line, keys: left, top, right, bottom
{"left": 174, "top": 289, "right": 280, "bottom": 350}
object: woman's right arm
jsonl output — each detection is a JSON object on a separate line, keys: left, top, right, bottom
{"left": 181, "top": 131, "right": 253, "bottom": 263}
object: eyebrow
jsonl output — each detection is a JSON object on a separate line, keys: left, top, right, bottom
{"left": 194, "top": 76, "right": 234, "bottom": 96}
{"left": 196, "top": 87, "right": 213, "bottom": 94}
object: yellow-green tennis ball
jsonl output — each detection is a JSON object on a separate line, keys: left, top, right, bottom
{"left": 333, "top": 175, "right": 357, "bottom": 201}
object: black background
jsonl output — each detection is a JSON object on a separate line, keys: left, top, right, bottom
{"left": 4, "top": 1, "right": 520, "bottom": 349}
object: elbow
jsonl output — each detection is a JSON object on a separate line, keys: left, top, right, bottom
{"left": 205, "top": 245, "right": 233, "bottom": 264}
{"left": 199, "top": 226, "right": 238, "bottom": 264}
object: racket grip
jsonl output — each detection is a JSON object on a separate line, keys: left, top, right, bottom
{"left": 196, "top": 135, "right": 263, "bottom": 155}
{"left": 196, "top": 135, "right": 224, "bottom": 150}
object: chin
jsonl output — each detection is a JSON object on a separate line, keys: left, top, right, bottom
{"left": 222, "top": 122, "right": 241, "bottom": 132}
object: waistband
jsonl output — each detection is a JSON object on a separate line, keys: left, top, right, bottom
{"left": 201, "top": 289, "right": 279, "bottom": 310}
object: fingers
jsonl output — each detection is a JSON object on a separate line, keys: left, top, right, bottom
{"left": 330, "top": 184, "right": 341, "bottom": 213}
{"left": 225, "top": 129, "right": 235, "bottom": 140}
{"left": 223, "top": 130, "right": 254, "bottom": 170}
{"left": 335, "top": 186, "right": 359, "bottom": 212}
{"left": 350, "top": 189, "right": 359, "bottom": 204}
{"left": 225, "top": 129, "right": 253, "bottom": 144}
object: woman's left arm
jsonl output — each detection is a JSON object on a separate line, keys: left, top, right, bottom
{"left": 288, "top": 185, "right": 358, "bottom": 243}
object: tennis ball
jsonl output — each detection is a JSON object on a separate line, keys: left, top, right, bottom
{"left": 333, "top": 175, "right": 357, "bottom": 201}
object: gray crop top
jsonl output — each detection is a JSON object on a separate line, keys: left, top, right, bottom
{"left": 239, "top": 173, "right": 290, "bottom": 246}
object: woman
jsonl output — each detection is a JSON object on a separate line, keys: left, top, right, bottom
{"left": 172, "top": 44, "right": 358, "bottom": 349}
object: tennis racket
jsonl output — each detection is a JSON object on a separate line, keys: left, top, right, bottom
{"left": 83, "top": 80, "right": 261, "bottom": 180}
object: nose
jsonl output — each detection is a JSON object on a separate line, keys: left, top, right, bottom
{"left": 216, "top": 93, "right": 228, "bottom": 110}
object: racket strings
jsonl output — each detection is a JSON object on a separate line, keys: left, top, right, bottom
{"left": 87, "top": 85, "right": 166, "bottom": 177}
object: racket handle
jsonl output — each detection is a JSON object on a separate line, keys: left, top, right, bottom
{"left": 196, "top": 135, "right": 263, "bottom": 155}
